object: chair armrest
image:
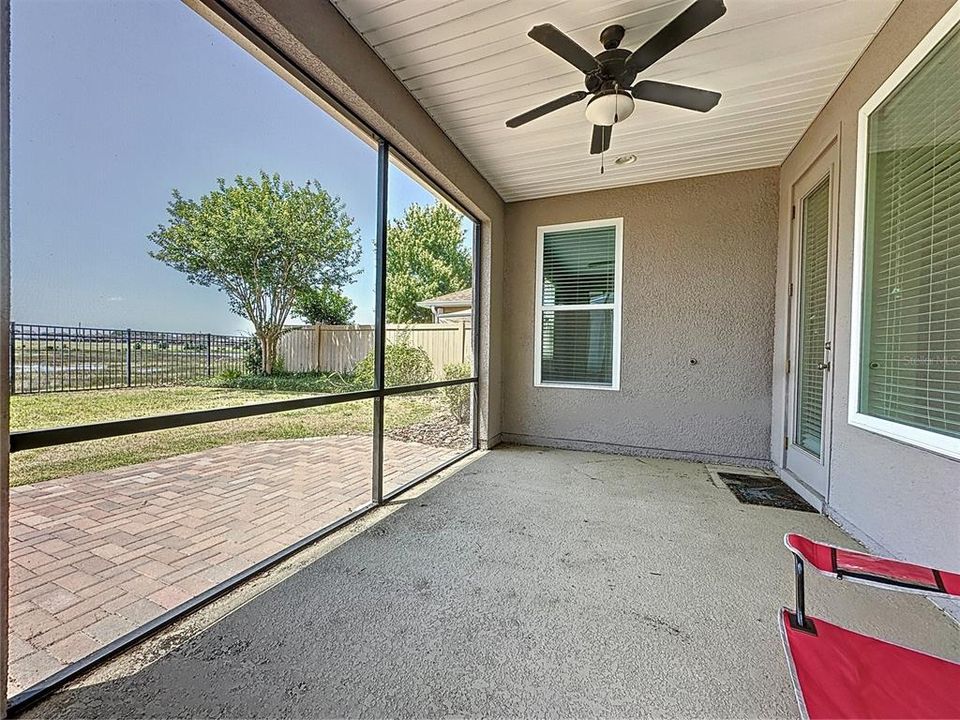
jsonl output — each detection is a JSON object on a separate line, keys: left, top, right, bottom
{"left": 785, "top": 534, "right": 960, "bottom": 598}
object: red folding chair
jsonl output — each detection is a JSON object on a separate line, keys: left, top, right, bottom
{"left": 779, "top": 533, "right": 960, "bottom": 719}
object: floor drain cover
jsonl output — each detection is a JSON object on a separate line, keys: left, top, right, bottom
{"left": 716, "top": 472, "right": 815, "bottom": 513}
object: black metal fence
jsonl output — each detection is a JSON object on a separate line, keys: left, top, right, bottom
{"left": 10, "top": 322, "right": 250, "bottom": 394}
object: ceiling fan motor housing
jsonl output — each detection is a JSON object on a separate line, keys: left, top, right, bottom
{"left": 585, "top": 48, "right": 637, "bottom": 93}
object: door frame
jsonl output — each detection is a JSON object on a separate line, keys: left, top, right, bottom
{"left": 783, "top": 139, "right": 840, "bottom": 501}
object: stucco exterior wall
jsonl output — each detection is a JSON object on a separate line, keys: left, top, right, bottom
{"left": 502, "top": 167, "right": 780, "bottom": 464}
{"left": 772, "top": 0, "right": 960, "bottom": 574}
{"left": 199, "top": 0, "right": 506, "bottom": 445}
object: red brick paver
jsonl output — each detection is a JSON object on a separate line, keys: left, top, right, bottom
{"left": 8, "top": 434, "right": 456, "bottom": 694}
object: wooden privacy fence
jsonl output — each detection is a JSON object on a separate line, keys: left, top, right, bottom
{"left": 279, "top": 323, "right": 472, "bottom": 376}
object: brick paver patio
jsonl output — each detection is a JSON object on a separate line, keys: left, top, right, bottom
{"left": 7, "top": 434, "right": 458, "bottom": 694}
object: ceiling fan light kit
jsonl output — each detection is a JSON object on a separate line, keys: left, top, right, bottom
{"left": 505, "top": 0, "right": 726, "bottom": 157}
{"left": 584, "top": 90, "right": 635, "bottom": 126}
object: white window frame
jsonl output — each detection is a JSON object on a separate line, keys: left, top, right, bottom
{"left": 534, "top": 217, "right": 623, "bottom": 391}
{"left": 848, "top": 0, "right": 960, "bottom": 461}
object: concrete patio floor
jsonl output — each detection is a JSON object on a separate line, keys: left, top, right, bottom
{"left": 8, "top": 434, "right": 457, "bottom": 694}
{"left": 23, "top": 445, "right": 960, "bottom": 718}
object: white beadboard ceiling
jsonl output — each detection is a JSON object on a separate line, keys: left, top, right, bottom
{"left": 331, "top": 0, "right": 898, "bottom": 202}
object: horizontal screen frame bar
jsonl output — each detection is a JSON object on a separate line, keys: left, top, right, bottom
{"left": 11, "top": 377, "right": 478, "bottom": 452}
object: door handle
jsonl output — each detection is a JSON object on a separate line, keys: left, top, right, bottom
{"left": 817, "top": 361, "right": 831, "bottom": 371}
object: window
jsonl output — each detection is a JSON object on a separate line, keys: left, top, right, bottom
{"left": 795, "top": 177, "right": 831, "bottom": 458}
{"left": 850, "top": 3, "right": 960, "bottom": 459}
{"left": 535, "top": 219, "right": 622, "bottom": 389}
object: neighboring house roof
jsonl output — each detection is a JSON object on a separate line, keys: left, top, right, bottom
{"left": 417, "top": 288, "right": 473, "bottom": 308}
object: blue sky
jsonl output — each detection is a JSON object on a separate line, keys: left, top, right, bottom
{"left": 11, "top": 0, "right": 467, "bottom": 333}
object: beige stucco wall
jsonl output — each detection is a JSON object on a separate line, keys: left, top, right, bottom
{"left": 502, "top": 167, "right": 780, "bottom": 464}
{"left": 199, "top": 0, "right": 506, "bottom": 445}
{"left": 772, "top": 0, "right": 960, "bottom": 574}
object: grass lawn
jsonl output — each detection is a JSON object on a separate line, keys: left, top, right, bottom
{"left": 10, "top": 386, "right": 436, "bottom": 487}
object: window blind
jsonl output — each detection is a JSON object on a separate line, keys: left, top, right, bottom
{"left": 859, "top": 24, "right": 960, "bottom": 439}
{"left": 539, "top": 225, "right": 617, "bottom": 386}
{"left": 796, "top": 178, "right": 830, "bottom": 457}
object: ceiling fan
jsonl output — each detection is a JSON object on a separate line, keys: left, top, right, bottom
{"left": 505, "top": 0, "right": 726, "bottom": 156}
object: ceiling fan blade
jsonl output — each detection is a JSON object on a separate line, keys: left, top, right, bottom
{"left": 528, "top": 24, "right": 601, "bottom": 75}
{"left": 624, "top": 0, "right": 726, "bottom": 75}
{"left": 506, "top": 90, "right": 589, "bottom": 128}
{"left": 631, "top": 80, "right": 721, "bottom": 112}
{"left": 590, "top": 124, "right": 612, "bottom": 155}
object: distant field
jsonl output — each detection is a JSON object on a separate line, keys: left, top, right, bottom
{"left": 10, "top": 386, "right": 436, "bottom": 486}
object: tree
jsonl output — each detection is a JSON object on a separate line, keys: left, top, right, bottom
{"left": 293, "top": 286, "right": 356, "bottom": 325}
{"left": 149, "top": 172, "right": 360, "bottom": 373}
{"left": 386, "top": 202, "right": 471, "bottom": 323}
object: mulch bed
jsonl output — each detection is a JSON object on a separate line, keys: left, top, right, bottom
{"left": 387, "top": 413, "right": 471, "bottom": 450}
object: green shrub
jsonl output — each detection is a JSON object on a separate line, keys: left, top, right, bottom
{"left": 353, "top": 339, "right": 433, "bottom": 388}
{"left": 243, "top": 336, "right": 262, "bottom": 374}
{"left": 441, "top": 362, "right": 471, "bottom": 424}
{"left": 243, "top": 337, "right": 284, "bottom": 375}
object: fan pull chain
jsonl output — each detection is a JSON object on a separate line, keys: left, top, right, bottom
{"left": 601, "top": 90, "right": 619, "bottom": 174}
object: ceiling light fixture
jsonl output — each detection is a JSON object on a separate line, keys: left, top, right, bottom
{"left": 584, "top": 90, "right": 635, "bottom": 126}
{"left": 615, "top": 154, "right": 637, "bottom": 166}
